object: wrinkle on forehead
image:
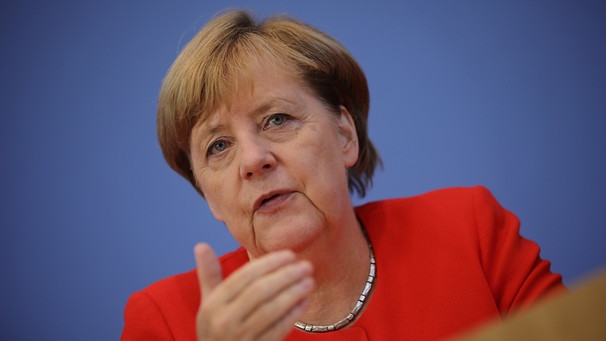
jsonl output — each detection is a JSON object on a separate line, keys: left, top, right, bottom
{"left": 195, "top": 54, "right": 300, "bottom": 130}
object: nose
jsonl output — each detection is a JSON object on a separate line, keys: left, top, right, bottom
{"left": 238, "top": 134, "right": 276, "bottom": 180}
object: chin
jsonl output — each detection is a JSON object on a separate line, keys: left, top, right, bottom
{"left": 256, "top": 222, "right": 322, "bottom": 255}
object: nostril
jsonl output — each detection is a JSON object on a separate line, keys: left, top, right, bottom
{"left": 241, "top": 160, "right": 274, "bottom": 179}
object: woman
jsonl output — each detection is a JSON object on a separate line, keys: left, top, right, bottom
{"left": 122, "top": 10, "right": 564, "bottom": 340}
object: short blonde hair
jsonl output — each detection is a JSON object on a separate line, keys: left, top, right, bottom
{"left": 157, "top": 10, "right": 381, "bottom": 197}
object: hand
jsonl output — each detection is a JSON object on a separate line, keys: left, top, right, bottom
{"left": 194, "top": 243, "right": 314, "bottom": 341}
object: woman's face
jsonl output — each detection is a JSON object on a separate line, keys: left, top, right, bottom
{"left": 189, "top": 64, "right": 359, "bottom": 258}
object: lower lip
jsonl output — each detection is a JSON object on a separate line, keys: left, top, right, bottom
{"left": 256, "top": 192, "right": 294, "bottom": 213}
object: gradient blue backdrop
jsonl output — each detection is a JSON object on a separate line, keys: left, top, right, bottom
{"left": 1, "top": 1, "right": 605, "bottom": 340}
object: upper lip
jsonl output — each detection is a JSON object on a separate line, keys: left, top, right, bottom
{"left": 253, "top": 190, "right": 291, "bottom": 211}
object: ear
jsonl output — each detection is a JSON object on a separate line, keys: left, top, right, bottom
{"left": 337, "top": 105, "right": 359, "bottom": 168}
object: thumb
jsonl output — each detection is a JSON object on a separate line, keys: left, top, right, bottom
{"left": 194, "top": 243, "right": 222, "bottom": 299}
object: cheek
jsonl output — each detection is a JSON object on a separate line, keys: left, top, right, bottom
{"left": 305, "top": 133, "right": 346, "bottom": 170}
{"left": 202, "top": 178, "right": 249, "bottom": 225}
{"left": 298, "top": 141, "right": 349, "bottom": 192}
{"left": 199, "top": 182, "right": 225, "bottom": 222}
{"left": 195, "top": 168, "right": 231, "bottom": 222}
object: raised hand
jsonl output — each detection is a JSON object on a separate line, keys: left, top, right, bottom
{"left": 194, "top": 243, "right": 314, "bottom": 341}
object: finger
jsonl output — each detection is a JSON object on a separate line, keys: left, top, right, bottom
{"left": 236, "top": 260, "right": 313, "bottom": 317}
{"left": 259, "top": 296, "right": 311, "bottom": 341}
{"left": 196, "top": 250, "right": 307, "bottom": 340}
{"left": 247, "top": 276, "right": 314, "bottom": 340}
{"left": 217, "top": 250, "right": 298, "bottom": 304}
{"left": 194, "top": 243, "right": 222, "bottom": 299}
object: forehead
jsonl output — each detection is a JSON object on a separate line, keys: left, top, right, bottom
{"left": 197, "top": 62, "right": 308, "bottom": 126}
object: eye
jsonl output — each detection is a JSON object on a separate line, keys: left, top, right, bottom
{"left": 207, "top": 138, "right": 231, "bottom": 156}
{"left": 265, "top": 113, "right": 289, "bottom": 128}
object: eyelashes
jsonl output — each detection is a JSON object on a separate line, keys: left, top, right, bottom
{"left": 206, "top": 138, "right": 232, "bottom": 156}
{"left": 264, "top": 113, "right": 290, "bottom": 128}
{"left": 205, "top": 113, "right": 294, "bottom": 157}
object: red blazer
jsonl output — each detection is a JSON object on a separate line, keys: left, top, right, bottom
{"left": 121, "top": 186, "right": 564, "bottom": 340}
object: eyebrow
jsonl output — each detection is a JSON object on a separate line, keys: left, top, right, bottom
{"left": 195, "top": 97, "right": 297, "bottom": 139}
{"left": 251, "top": 98, "right": 294, "bottom": 116}
{"left": 193, "top": 123, "right": 225, "bottom": 145}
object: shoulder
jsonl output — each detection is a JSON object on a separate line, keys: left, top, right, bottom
{"left": 354, "top": 186, "right": 507, "bottom": 254}
{"left": 141, "top": 247, "right": 249, "bottom": 301}
{"left": 122, "top": 247, "right": 249, "bottom": 339}
{"left": 129, "top": 247, "right": 249, "bottom": 317}
{"left": 122, "top": 269, "right": 199, "bottom": 339}
{"left": 355, "top": 185, "right": 498, "bottom": 221}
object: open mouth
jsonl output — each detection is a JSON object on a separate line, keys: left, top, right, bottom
{"left": 261, "top": 194, "right": 280, "bottom": 206}
{"left": 255, "top": 192, "right": 293, "bottom": 212}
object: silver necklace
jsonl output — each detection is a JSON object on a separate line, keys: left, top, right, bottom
{"left": 293, "top": 235, "right": 376, "bottom": 333}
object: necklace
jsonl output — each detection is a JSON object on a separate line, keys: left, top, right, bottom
{"left": 293, "top": 234, "right": 376, "bottom": 333}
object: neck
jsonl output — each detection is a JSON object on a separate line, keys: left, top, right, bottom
{"left": 296, "top": 212, "right": 372, "bottom": 326}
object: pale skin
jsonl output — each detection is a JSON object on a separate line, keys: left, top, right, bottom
{"left": 190, "top": 63, "right": 371, "bottom": 340}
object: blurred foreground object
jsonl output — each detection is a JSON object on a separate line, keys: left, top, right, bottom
{"left": 454, "top": 269, "right": 606, "bottom": 340}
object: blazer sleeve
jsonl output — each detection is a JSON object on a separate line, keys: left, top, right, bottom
{"left": 121, "top": 290, "right": 175, "bottom": 341}
{"left": 471, "top": 186, "right": 565, "bottom": 314}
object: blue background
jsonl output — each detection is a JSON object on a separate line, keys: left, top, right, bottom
{"left": 1, "top": 1, "right": 604, "bottom": 340}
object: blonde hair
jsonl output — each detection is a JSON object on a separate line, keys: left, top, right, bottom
{"left": 157, "top": 10, "right": 381, "bottom": 197}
